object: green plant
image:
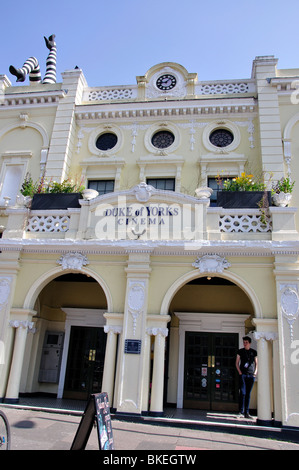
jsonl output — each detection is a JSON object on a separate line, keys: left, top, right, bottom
{"left": 20, "top": 173, "right": 39, "bottom": 197}
{"left": 20, "top": 173, "right": 85, "bottom": 197}
{"left": 272, "top": 177, "right": 295, "bottom": 194}
{"left": 45, "top": 178, "right": 85, "bottom": 194}
{"left": 257, "top": 192, "right": 270, "bottom": 227}
{"left": 217, "top": 172, "right": 266, "bottom": 192}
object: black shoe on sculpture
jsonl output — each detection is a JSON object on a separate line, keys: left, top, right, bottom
{"left": 9, "top": 65, "right": 26, "bottom": 82}
{"left": 44, "top": 34, "right": 56, "bottom": 50}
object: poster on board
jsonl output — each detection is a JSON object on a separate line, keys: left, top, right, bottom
{"left": 71, "top": 392, "right": 114, "bottom": 450}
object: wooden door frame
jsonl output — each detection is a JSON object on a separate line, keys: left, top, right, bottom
{"left": 175, "top": 312, "right": 249, "bottom": 409}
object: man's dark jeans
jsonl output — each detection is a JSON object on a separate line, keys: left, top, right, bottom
{"left": 239, "top": 374, "right": 255, "bottom": 415}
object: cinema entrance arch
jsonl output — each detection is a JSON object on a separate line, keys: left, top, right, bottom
{"left": 165, "top": 275, "right": 255, "bottom": 412}
{"left": 22, "top": 270, "right": 110, "bottom": 401}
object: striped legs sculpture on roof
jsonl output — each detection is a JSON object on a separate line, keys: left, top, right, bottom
{"left": 9, "top": 35, "right": 56, "bottom": 85}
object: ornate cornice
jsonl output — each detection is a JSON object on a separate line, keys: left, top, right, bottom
{"left": 1, "top": 238, "right": 299, "bottom": 257}
{"left": 0, "top": 89, "right": 66, "bottom": 109}
{"left": 75, "top": 97, "right": 257, "bottom": 122}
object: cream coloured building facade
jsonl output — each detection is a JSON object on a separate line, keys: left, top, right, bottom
{"left": 0, "top": 55, "right": 299, "bottom": 428}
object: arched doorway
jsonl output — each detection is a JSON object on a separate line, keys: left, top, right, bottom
{"left": 166, "top": 276, "right": 255, "bottom": 412}
{"left": 23, "top": 272, "right": 109, "bottom": 401}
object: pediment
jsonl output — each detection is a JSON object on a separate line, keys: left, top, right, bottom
{"left": 137, "top": 62, "right": 197, "bottom": 99}
{"left": 80, "top": 183, "right": 210, "bottom": 241}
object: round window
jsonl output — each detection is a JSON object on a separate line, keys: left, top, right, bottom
{"left": 96, "top": 132, "right": 118, "bottom": 151}
{"left": 209, "top": 129, "right": 234, "bottom": 148}
{"left": 151, "top": 130, "right": 175, "bottom": 149}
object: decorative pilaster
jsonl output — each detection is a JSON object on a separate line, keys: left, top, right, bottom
{"left": 252, "top": 56, "right": 284, "bottom": 182}
{"left": 45, "top": 69, "right": 87, "bottom": 181}
{"left": 275, "top": 273, "right": 299, "bottom": 427}
{"left": 116, "top": 252, "right": 151, "bottom": 415}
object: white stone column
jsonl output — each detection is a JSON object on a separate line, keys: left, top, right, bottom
{"left": 148, "top": 327, "right": 168, "bottom": 416}
{"left": 254, "top": 331, "right": 277, "bottom": 425}
{"left": 5, "top": 319, "right": 35, "bottom": 403}
{"left": 102, "top": 325, "right": 122, "bottom": 405}
{"left": 272, "top": 336, "right": 282, "bottom": 425}
{"left": 141, "top": 330, "right": 151, "bottom": 414}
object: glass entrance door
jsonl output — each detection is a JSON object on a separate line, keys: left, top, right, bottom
{"left": 63, "top": 326, "right": 107, "bottom": 400}
{"left": 183, "top": 332, "right": 239, "bottom": 411}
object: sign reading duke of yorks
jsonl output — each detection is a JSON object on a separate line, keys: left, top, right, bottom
{"left": 94, "top": 183, "right": 209, "bottom": 240}
{"left": 0, "top": 35, "right": 299, "bottom": 429}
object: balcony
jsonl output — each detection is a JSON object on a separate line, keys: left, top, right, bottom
{"left": 1, "top": 198, "right": 297, "bottom": 243}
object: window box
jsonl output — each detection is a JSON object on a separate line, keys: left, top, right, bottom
{"left": 217, "top": 191, "right": 272, "bottom": 209}
{"left": 31, "top": 193, "right": 82, "bottom": 210}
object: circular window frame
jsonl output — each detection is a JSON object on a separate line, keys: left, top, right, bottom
{"left": 95, "top": 132, "right": 118, "bottom": 151}
{"left": 144, "top": 122, "right": 180, "bottom": 154}
{"left": 88, "top": 125, "right": 123, "bottom": 156}
{"left": 151, "top": 130, "right": 175, "bottom": 149}
{"left": 202, "top": 121, "right": 240, "bottom": 153}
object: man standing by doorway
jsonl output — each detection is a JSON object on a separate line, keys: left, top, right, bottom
{"left": 236, "top": 336, "right": 257, "bottom": 418}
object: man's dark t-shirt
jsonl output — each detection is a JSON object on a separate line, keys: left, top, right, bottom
{"left": 237, "top": 348, "right": 257, "bottom": 375}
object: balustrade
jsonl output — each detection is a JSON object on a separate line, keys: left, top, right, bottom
{"left": 1, "top": 203, "right": 297, "bottom": 242}
{"left": 82, "top": 79, "right": 256, "bottom": 103}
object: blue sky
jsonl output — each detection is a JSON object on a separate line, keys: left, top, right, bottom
{"left": 1, "top": 0, "right": 298, "bottom": 87}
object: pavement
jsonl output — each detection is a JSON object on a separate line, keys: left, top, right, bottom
{"left": 1, "top": 404, "right": 299, "bottom": 453}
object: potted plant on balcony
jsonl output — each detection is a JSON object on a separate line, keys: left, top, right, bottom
{"left": 216, "top": 172, "right": 271, "bottom": 208}
{"left": 271, "top": 177, "right": 295, "bottom": 207}
{"left": 20, "top": 173, "right": 85, "bottom": 210}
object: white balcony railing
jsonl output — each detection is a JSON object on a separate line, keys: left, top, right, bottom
{"left": 26, "top": 213, "right": 70, "bottom": 232}
{"left": 219, "top": 210, "right": 272, "bottom": 233}
{"left": 2, "top": 205, "right": 297, "bottom": 243}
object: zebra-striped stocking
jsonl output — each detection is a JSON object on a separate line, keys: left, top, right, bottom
{"left": 42, "top": 35, "right": 56, "bottom": 84}
{"left": 9, "top": 56, "right": 42, "bottom": 83}
{"left": 9, "top": 34, "right": 56, "bottom": 85}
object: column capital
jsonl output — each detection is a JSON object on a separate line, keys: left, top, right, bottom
{"left": 146, "top": 327, "right": 168, "bottom": 337}
{"left": 104, "top": 325, "right": 122, "bottom": 335}
{"left": 9, "top": 320, "right": 35, "bottom": 331}
{"left": 253, "top": 331, "right": 278, "bottom": 341}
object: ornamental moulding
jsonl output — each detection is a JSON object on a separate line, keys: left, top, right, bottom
{"left": 192, "top": 254, "right": 231, "bottom": 273}
{"left": 9, "top": 320, "right": 35, "bottom": 331}
{"left": 128, "top": 280, "right": 146, "bottom": 336}
{"left": 280, "top": 284, "right": 299, "bottom": 341}
{"left": 133, "top": 182, "right": 154, "bottom": 202}
{"left": 57, "top": 252, "right": 89, "bottom": 271}
{"left": 253, "top": 332, "right": 278, "bottom": 341}
{"left": 104, "top": 325, "right": 123, "bottom": 335}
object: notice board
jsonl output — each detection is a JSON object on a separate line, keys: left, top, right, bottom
{"left": 71, "top": 392, "right": 114, "bottom": 450}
